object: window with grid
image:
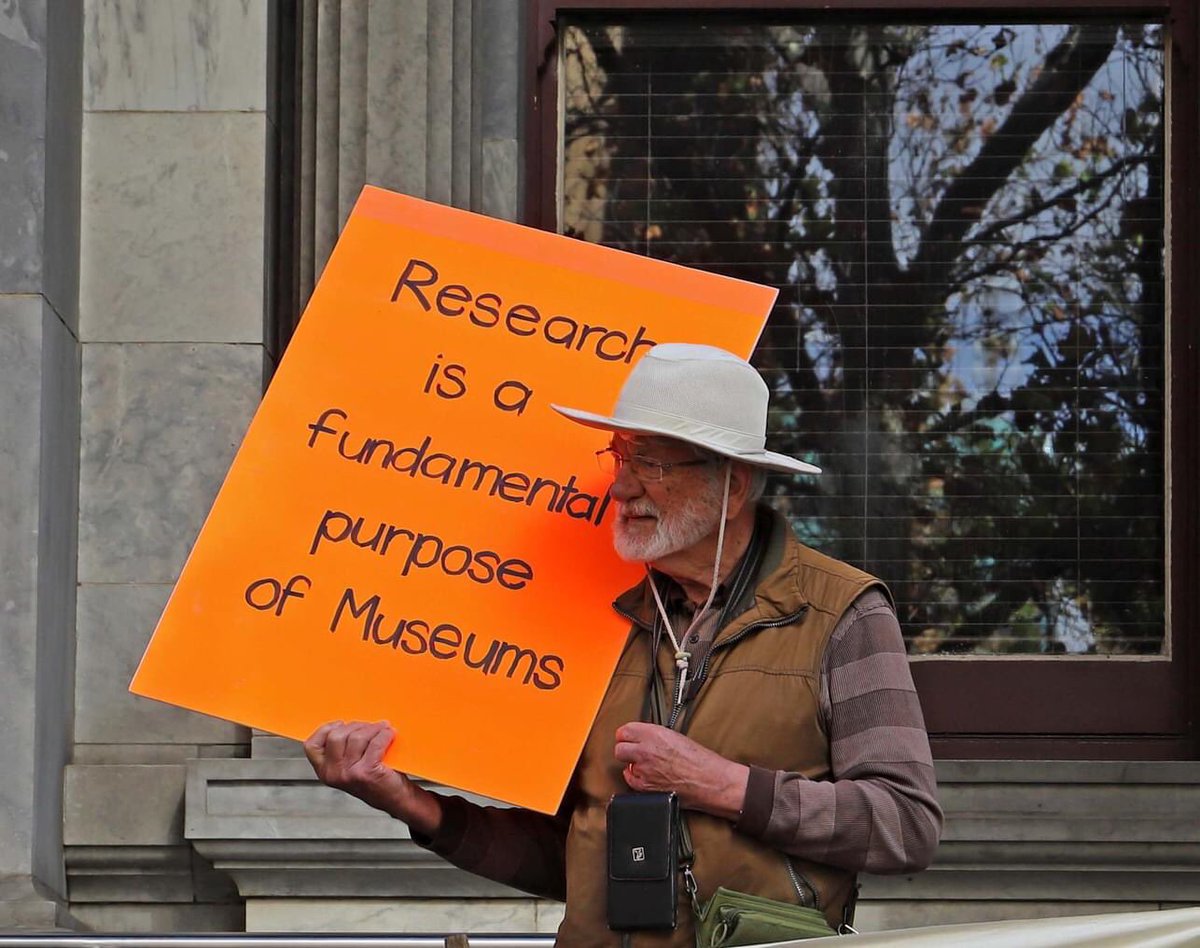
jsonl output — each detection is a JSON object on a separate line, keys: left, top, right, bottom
{"left": 560, "top": 16, "right": 1166, "bottom": 659}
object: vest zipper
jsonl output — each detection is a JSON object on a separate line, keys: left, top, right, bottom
{"left": 614, "top": 605, "right": 810, "bottom": 729}
{"left": 785, "top": 856, "right": 820, "bottom": 909}
{"left": 668, "top": 607, "right": 808, "bottom": 727}
{"left": 614, "top": 601, "right": 819, "bottom": 908}
{"left": 694, "top": 606, "right": 809, "bottom": 691}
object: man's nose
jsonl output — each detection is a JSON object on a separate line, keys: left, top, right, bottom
{"left": 609, "top": 463, "right": 643, "bottom": 502}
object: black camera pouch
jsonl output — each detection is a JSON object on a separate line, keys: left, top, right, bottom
{"left": 607, "top": 791, "right": 679, "bottom": 931}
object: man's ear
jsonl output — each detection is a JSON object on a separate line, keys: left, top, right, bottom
{"left": 723, "top": 461, "right": 756, "bottom": 520}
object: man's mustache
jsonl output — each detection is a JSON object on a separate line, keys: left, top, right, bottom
{"left": 617, "top": 499, "right": 659, "bottom": 520}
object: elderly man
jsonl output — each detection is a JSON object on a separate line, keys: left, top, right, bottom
{"left": 305, "top": 344, "right": 942, "bottom": 944}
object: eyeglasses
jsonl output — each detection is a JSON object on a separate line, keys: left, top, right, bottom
{"left": 595, "top": 447, "right": 713, "bottom": 482}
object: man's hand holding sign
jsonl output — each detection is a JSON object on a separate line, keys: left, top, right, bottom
{"left": 304, "top": 721, "right": 443, "bottom": 837}
{"left": 131, "top": 187, "right": 940, "bottom": 945}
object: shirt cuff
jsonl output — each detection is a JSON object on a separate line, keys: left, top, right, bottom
{"left": 734, "top": 765, "right": 776, "bottom": 838}
{"left": 409, "top": 794, "right": 467, "bottom": 858}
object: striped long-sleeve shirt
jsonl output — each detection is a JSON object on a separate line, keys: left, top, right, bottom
{"left": 736, "top": 587, "right": 943, "bottom": 874}
{"left": 417, "top": 587, "right": 942, "bottom": 897}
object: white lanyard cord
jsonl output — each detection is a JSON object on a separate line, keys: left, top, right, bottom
{"left": 647, "top": 462, "right": 733, "bottom": 707}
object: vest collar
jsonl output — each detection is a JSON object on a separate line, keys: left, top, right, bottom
{"left": 612, "top": 505, "right": 808, "bottom": 642}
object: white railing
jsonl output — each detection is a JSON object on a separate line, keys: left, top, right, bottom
{"left": 0, "top": 938, "right": 555, "bottom": 947}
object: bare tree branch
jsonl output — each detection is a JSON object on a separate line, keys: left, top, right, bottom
{"left": 952, "top": 193, "right": 1118, "bottom": 287}
{"left": 913, "top": 24, "right": 1119, "bottom": 284}
{"left": 965, "top": 152, "right": 1147, "bottom": 248}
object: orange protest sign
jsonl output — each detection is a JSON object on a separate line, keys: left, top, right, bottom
{"left": 130, "top": 187, "right": 776, "bottom": 814}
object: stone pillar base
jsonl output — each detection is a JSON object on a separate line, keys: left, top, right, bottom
{"left": 187, "top": 759, "right": 560, "bottom": 934}
{"left": 0, "top": 875, "right": 77, "bottom": 931}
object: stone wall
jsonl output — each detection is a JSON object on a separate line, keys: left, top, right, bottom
{"left": 0, "top": 0, "right": 82, "bottom": 930}
{"left": 62, "top": 0, "right": 273, "bottom": 931}
{"left": 184, "top": 758, "right": 1200, "bottom": 935}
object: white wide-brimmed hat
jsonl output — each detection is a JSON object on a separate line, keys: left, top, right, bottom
{"left": 552, "top": 343, "right": 820, "bottom": 475}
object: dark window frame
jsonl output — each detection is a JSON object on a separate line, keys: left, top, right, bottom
{"left": 525, "top": 0, "right": 1200, "bottom": 759}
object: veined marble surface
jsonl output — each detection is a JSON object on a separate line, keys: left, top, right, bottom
{"left": 80, "top": 111, "right": 267, "bottom": 343}
{"left": 84, "top": 0, "right": 267, "bottom": 112}
{"left": 64, "top": 764, "right": 187, "bottom": 847}
{"left": 74, "top": 582, "right": 244, "bottom": 744}
{"left": 71, "top": 902, "right": 243, "bottom": 932}
{"left": 0, "top": 7, "right": 46, "bottom": 294}
{"left": 77, "top": 342, "right": 261, "bottom": 583}
{"left": 363, "top": 0, "right": 429, "bottom": 198}
{"left": 246, "top": 897, "right": 563, "bottom": 934}
{"left": 0, "top": 295, "right": 44, "bottom": 874}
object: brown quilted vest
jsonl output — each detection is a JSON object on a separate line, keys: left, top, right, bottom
{"left": 554, "top": 516, "right": 888, "bottom": 947}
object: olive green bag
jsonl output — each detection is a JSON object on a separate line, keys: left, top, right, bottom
{"left": 694, "top": 886, "right": 836, "bottom": 947}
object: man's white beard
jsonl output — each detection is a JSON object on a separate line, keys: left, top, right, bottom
{"left": 612, "top": 474, "right": 724, "bottom": 562}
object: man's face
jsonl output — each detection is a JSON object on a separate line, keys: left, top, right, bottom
{"left": 608, "top": 434, "right": 724, "bottom": 563}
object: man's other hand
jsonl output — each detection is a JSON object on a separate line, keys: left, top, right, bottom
{"left": 615, "top": 721, "right": 749, "bottom": 821}
{"left": 304, "top": 720, "right": 443, "bottom": 836}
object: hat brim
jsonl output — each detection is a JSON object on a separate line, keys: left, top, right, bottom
{"left": 551, "top": 404, "right": 821, "bottom": 475}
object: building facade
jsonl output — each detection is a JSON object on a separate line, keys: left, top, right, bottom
{"left": 1, "top": 0, "right": 1198, "bottom": 935}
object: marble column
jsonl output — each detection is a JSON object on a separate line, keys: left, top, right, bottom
{"left": 285, "top": 0, "right": 523, "bottom": 314}
{"left": 0, "top": 0, "right": 83, "bottom": 931}
{"left": 62, "top": 0, "right": 272, "bottom": 932}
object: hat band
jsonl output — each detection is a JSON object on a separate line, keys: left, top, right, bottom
{"left": 612, "top": 402, "right": 767, "bottom": 453}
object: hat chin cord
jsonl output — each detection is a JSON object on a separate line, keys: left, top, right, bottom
{"left": 647, "top": 462, "right": 733, "bottom": 711}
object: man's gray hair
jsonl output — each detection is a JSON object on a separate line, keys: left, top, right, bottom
{"left": 746, "top": 465, "right": 768, "bottom": 503}
{"left": 697, "top": 447, "right": 768, "bottom": 503}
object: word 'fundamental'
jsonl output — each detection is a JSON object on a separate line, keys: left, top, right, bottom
{"left": 306, "top": 408, "right": 612, "bottom": 527}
